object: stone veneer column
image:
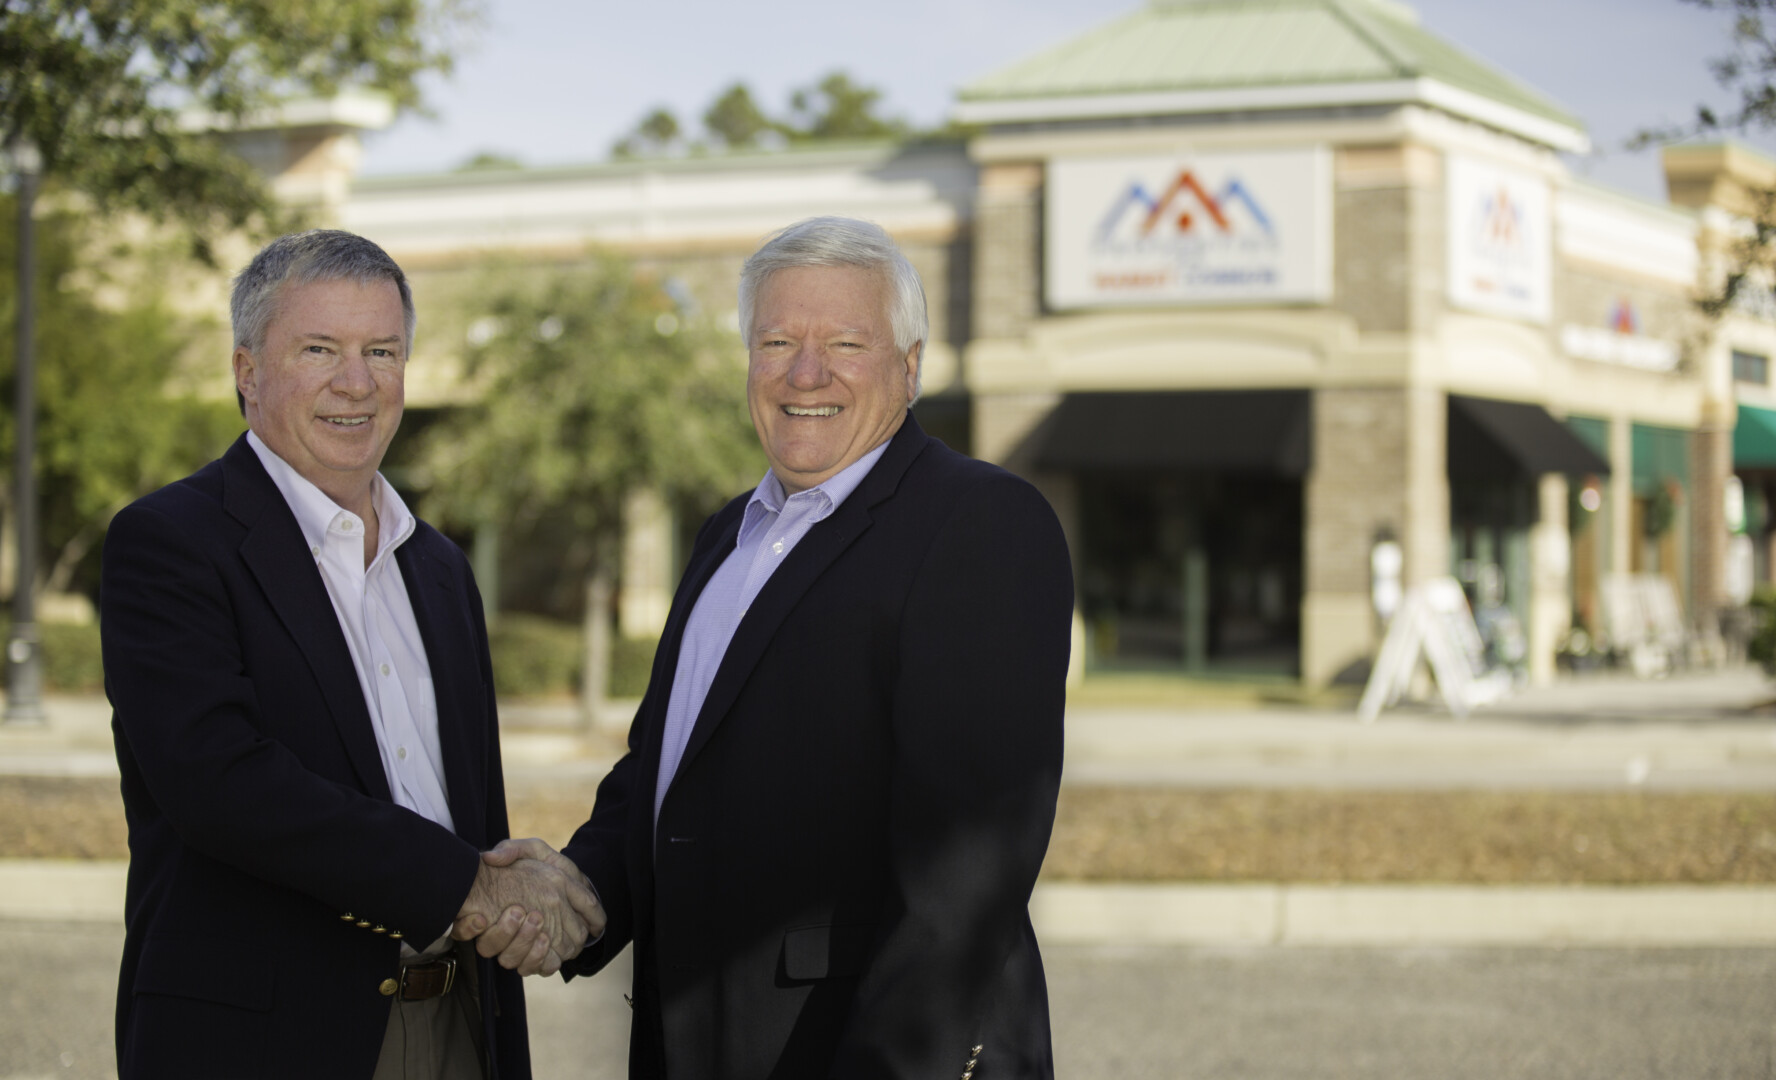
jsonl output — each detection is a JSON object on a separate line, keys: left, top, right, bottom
{"left": 1691, "top": 405, "right": 1734, "bottom": 650}
{"left": 1302, "top": 386, "right": 1449, "bottom": 687}
{"left": 971, "top": 162, "right": 1044, "bottom": 343}
{"left": 1609, "top": 416, "right": 1634, "bottom": 575}
{"left": 1528, "top": 474, "right": 1571, "bottom": 685}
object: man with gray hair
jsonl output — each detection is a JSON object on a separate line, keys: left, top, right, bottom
{"left": 482, "top": 216, "right": 1073, "bottom": 1078}
{"left": 101, "top": 229, "right": 602, "bottom": 1079}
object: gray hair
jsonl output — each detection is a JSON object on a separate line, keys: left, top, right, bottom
{"left": 231, "top": 229, "right": 415, "bottom": 355}
{"left": 738, "top": 216, "right": 928, "bottom": 400}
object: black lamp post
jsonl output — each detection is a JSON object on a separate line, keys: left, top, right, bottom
{"left": 6, "top": 136, "right": 43, "bottom": 725}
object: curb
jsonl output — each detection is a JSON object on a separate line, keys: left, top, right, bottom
{"left": 1031, "top": 882, "right": 1776, "bottom": 947}
{"left": 8, "top": 861, "right": 1773, "bottom": 947}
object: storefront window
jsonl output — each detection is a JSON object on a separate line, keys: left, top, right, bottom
{"left": 1734, "top": 350, "right": 1770, "bottom": 386}
{"left": 1078, "top": 472, "right": 1302, "bottom": 676}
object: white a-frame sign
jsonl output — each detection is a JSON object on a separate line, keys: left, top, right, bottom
{"left": 1357, "top": 577, "right": 1513, "bottom": 723}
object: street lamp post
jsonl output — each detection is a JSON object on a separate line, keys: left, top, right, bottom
{"left": 6, "top": 136, "right": 44, "bottom": 725}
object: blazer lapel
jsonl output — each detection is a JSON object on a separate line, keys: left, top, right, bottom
{"left": 397, "top": 535, "right": 486, "bottom": 847}
{"left": 638, "top": 510, "right": 743, "bottom": 775}
{"left": 673, "top": 415, "right": 931, "bottom": 775}
{"left": 223, "top": 437, "right": 393, "bottom": 803}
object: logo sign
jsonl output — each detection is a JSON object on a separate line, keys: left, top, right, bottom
{"left": 1046, "top": 149, "right": 1331, "bottom": 309}
{"left": 1446, "top": 155, "right": 1551, "bottom": 323}
{"left": 1558, "top": 297, "right": 1679, "bottom": 372}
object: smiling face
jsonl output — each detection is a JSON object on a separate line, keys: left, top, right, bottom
{"left": 233, "top": 276, "right": 407, "bottom": 516}
{"left": 746, "top": 264, "right": 921, "bottom": 495}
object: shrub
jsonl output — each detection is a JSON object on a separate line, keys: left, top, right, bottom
{"left": 487, "top": 614, "right": 582, "bottom": 699}
{"left": 610, "top": 636, "right": 659, "bottom": 699}
{"left": 0, "top": 616, "right": 105, "bottom": 693}
{"left": 1750, "top": 586, "right": 1776, "bottom": 676}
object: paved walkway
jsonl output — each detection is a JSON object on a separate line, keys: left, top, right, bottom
{"left": 4, "top": 668, "right": 1774, "bottom": 946}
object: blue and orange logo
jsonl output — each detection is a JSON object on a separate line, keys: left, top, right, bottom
{"left": 1471, "top": 185, "right": 1530, "bottom": 261}
{"left": 1095, "top": 169, "right": 1275, "bottom": 243}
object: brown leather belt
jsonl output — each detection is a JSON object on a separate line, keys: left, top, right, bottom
{"left": 390, "top": 955, "right": 457, "bottom": 1001}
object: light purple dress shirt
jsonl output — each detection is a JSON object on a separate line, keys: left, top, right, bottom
{"left": 652, "top": 440, "right": 892, "bottom": 821}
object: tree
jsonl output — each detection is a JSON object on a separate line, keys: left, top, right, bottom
{"left": 413, "top": 254, "right": 763, "bottom": 710}
{"left": 1637, "top": 0, "right": 1776, "bottom": 314}
{"left": 611, "top": 72, "right": 914, "bottom": 161}
{"left": 0, "top": 199, "right": 241, "bottom": 598}
{"left": 2, "top": 0, "right": 475, "bottom": 247}
{"left": 703, "top": 83, "right": 773, "bottom": 150}
{"left": 612, "top": 107, "right": 684, "bottom": 159}
{"left": 785, "top": 72, "right": 907, "bottom": 142}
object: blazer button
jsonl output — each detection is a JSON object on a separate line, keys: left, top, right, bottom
{"left": 356, "top": 920, "right": 372, "bottom": 928}
{"left": 389, "top": 931, "right": 404, "bottom": 940}
{"left": 340, "top": 912, "right": 355, "bottom": 922}
{"left": 379, "top": 978, "right": 398, "bottom": 997}
{"left": 372, "top": 926, "right": 387, "bottom": 935}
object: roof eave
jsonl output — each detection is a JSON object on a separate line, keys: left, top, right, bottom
{"left": 952, "top": 76, "right": 1588, "bottom": 153}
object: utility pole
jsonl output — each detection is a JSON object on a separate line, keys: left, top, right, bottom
{"left": 6, "top": 136, "right": 43, "bottom": 725}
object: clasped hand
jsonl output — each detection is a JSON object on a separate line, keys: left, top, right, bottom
{"left": 452, "top": 838, "right": 603, "bottom": 977}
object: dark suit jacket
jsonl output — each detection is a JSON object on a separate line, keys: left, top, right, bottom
{"left": 100, "top": 434, "right": 529, "bottom": 1079}
{"left": 563, "top": 414, "right": 1073, "bottom": 1080}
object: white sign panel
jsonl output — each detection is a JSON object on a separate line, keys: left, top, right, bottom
{"left": 1446, "top": 155, "right": 1552, "bottom": 324}
{"left": 1046, "top": 148, "right": 1331, "bottom": 309}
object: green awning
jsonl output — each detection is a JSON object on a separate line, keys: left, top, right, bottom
{"left": 1736, "top": 402, "right": 1776, "bottom": 469}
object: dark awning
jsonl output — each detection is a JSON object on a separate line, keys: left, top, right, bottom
{"left": 1735, "top": 402, "right": 1776, "bottom": 469}
{"left": 1447, "top": 395, "right": 1611, "bottom": 480}
{"left": 1035, "top": 390, "right": 1311, "bottom": 476}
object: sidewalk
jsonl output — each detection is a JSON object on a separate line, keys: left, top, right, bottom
{"left": 4, "top": 668, "right": 1774, "bottom": 946}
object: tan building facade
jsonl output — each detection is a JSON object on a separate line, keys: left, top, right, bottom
{"left": 247, "top": 0, "right": 1759, "bottom": 687}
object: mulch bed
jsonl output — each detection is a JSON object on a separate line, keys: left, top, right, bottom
{"left": 7, "top": 777, "right": 1775, "bottom": 885}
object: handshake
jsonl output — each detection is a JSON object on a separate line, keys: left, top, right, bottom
{"left": 452, "top": 838, "right": 602, "bottom": 977}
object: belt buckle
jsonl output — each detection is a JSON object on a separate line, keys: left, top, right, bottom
{"left": 398, "top": 955, "right": 457, "bottom": 1001}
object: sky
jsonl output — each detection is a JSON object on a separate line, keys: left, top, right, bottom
{"left": 358, "top": 0, "right": 1776, "bottom": 205}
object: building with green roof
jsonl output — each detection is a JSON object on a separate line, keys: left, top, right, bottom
{"left": 312, "top": 0, "right": 1760, "bottom": 694}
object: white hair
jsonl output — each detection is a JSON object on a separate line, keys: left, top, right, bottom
{"left": 738, "top": 216, "right": 928, "bottom": 399}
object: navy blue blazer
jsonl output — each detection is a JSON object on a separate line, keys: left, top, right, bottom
{"left": 563, "top": 414, "right": 1073, "bottom": 1080}
{"left": 101, "top": 434, "right": 529, "bottom": 1079}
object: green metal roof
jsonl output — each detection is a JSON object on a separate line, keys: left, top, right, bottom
{"left": 958, "top": 0, "right": 1580, "bottom": 133}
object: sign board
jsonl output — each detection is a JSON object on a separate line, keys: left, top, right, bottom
{"left": 1357, "top": 578, "right": 1513, "bottom": 722}
{"left": 1559, "top": 298, "right": 1678, "bottom": 372}
{"left": 1046, "top": 148, "right": 1332, "bottom": 310}
{"left": 1446, "top": 155, "right": 1551, "bottom": 324}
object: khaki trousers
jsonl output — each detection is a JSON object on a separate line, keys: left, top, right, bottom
{"left": 371, "top": 940, "right": 486, "bottom": 1080}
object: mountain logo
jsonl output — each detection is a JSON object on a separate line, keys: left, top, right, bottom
{"left": 1095, "top": 169, "right": 1276, "bottom": 243}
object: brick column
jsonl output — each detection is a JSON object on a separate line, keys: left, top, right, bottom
{"left": 1302, "top": 387, "right": 1449, "bottom": 687}
{"left": 1691, "top": 408, "right": 1734, "bottom": 651}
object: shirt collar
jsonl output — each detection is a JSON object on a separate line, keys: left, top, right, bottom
{"left": 737, "top": 437, "right": 893, "bottom": 548}
{"left": 247, "top": 430, "right": 416, "bottom": 563}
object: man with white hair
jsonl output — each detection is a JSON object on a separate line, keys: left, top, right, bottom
{"left": 484, "top": 216, "right": 1073, "bottom": 1078}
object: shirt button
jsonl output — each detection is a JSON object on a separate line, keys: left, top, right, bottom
{"left": 380, "top": 663, "right": 391, "bottom": 677}
{"left": 397, "top": 746, "right": 407, "bottom": 761}
{"left": 772, "top": 540, "right": 784, "bottom": 554}
{"left": 310, "top": 545, "right": 320, "bottom": 557}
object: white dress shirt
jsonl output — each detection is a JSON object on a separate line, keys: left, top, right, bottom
{"left": 248, "top": 431, "right": 455, "bottom": 835}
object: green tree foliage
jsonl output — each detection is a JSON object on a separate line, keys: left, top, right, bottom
{"left": 612, "top": 71, "right": 912, "bottom": 160}
{"left": 612, "top": 107, "right": 684, "bottom": 159}
{"left": 1637, "top": 0, "right": 1776, "bottom": 315}
{"left": 702, "top": 83, "right": 773, "bottom": 150}
{"left": 1, "top": 0, "right": 476, "bottom": 246}
{"left": 414, "top": 253, "right": 761, "bottom": 582}
{"left": 0, "top": 199, "right": 242, "bottom": 596}
{"left": 785, "top": 72, "right": 907, "bottom": 142}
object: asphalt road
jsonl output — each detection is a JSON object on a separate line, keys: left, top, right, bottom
{"left": 5, "top": 921, "right": 1772, "bottom": 1079}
